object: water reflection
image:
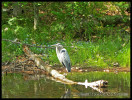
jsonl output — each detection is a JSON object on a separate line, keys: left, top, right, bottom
{"left": 61, "top": 88, "right": 71, "bottom": 98}
{"left": 2, "top": 72, "right": 130, "bottom": 98}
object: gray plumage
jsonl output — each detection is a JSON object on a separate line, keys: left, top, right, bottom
{"left": 52, "top": 43, "right": 71, "bottom": 72}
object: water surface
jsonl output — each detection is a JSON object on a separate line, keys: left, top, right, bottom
{"left": 2, "top": 72, "right": 130, "bottom": 98}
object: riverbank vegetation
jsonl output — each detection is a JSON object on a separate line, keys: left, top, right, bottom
{"left": 2, "top": 2, "right": 130, "bottom": 68}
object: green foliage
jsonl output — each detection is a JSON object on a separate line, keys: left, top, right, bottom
{"left": 2, "top": 2, "right": 130, "bottom": 68}
{"left": 116, "top": 41, "right": 130, "bottom": 67}
{"left": 46, "top": 34, "right": 130, "bottom": 68}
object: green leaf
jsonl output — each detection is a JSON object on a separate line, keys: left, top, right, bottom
{"left": 4, "top": 3, "right": 8, "bottom": 7}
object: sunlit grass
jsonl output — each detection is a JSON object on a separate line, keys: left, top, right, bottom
{"left": 47, "top": 37, "right": 130, "bottom": 68}
{"left": 2, "top": 22, "right": 130, "bottom": 68}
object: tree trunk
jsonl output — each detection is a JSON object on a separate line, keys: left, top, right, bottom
{"left": 12, "top": 2, "right": 22, "bottom": 17}
{"left": 33, "top": 2, "right": 39, "bottom": 30}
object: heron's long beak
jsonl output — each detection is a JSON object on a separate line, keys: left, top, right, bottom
{"left": 51, "top": 44, "right": 56, "bottom": 47}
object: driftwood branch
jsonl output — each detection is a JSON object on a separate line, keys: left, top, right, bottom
{"left": 2, "top": 38, "right": 74, "bottom": 48}
{"left": 23, "top": 44, "right": 76, "bottom": 84}
{"left": 2, "top": 38, "right": 53, "bottom": 48}
{"left": 22, "top": 45, "right": 108, "bottom": 92}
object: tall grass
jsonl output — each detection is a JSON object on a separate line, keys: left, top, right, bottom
{"left": 47, "top": 37, "right": 130, "bottom": 68}
{"left": 2, "top": 20, "right": 130, "bottom": 68}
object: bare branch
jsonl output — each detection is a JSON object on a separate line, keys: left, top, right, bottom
{"left": 2, "top": 38, "right": 75, "bottom": 48}
{"left": 2, "top": 39, "right": 53, "bottom": 48}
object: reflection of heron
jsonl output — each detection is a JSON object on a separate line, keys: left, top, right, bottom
{"left": 61, "top": 88, "right": 71, "bottom": 98}
{"left": 51, "top": 43, "right": 71, "bottom": 72}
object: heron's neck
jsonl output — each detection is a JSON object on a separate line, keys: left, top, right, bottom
{"left": 56, "top": 46, "right": 63, "bottom": 54}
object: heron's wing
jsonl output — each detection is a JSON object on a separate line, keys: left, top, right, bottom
{"left": 60, "top": 49, "right": 71, "bottom": 72}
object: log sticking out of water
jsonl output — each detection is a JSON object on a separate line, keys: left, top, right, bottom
{"left": 78, "top": 79, "right": 108, "bottom": 88}
{"left": 22, "top": 45, "right": 108, "bottom": 92}
{"left": 78, "top": 79, "right": 108, "bottom": 93}
{"left": 23, "top": 45, "right": 76, "bottom": 84}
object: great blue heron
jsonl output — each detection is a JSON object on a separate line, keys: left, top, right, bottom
{"left": 51, "top": 43, "right": 71, "bottom": 72}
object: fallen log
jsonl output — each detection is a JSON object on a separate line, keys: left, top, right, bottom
{"left": 23, "top": 45, "right": 76, "bottom": 84}
{"left": 22, "top": 45, "right": 108, "bottom": 92}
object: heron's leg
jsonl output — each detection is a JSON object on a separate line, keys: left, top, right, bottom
{"left": 63, "top": 70, "right": 67, "bottom": 91}
{"left": 63, "top": 68, "right": 67, "bottom": 76}
{"left": 64, "top": 83, "right": 66, "bottom": 91}
{"left": 69, "top": 72, "right": 72, "bottom": 79}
